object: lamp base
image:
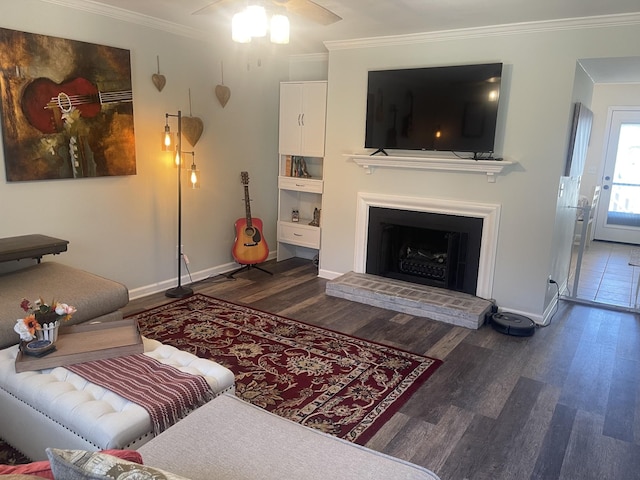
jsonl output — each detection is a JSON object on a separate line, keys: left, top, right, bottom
{"left": 165, "top": 285, "right": 194, "bottom": 298}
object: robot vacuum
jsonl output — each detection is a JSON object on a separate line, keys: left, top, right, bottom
{"left": 490, "top": 312, "right": 536, "bottom": 337}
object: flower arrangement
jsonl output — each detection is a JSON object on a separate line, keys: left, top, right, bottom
{"left": 14, "top": 297, "right": 77, "bottom": 342}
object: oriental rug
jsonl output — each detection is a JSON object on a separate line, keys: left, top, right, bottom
{"left": 131, "top": 294, "right": 442, "bottom": 444}
{"left": 0, "top": 438, "right": 30, "bottom": 465}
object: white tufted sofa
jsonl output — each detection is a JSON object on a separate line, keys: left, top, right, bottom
{"left": 0, "top": 336, "right": 235, "bottom": 461}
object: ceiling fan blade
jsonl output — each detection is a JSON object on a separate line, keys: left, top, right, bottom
{"left": 192, "top": 0, "right": 237, "bottom": 15}
{"left": 275, "top": 0, "right": 342, "bottom": 25}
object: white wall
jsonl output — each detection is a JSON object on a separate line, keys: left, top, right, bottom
{"left": 319, "top": 20, "right": 640, "bottom": 321}
{"left": 0, "top": 1, "right": 289, "bottom": 297}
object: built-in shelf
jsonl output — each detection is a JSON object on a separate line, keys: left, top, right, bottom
{"left": 346, "top": 154, "right": 515, "bottom": 183}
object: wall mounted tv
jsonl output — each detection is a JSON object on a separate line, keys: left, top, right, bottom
{"left": 365, "top": 63, "right": 503, "bottom": 157}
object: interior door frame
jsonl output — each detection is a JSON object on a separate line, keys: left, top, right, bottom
{"left": 594, "top": 106, "right": 640, "bottom": 244}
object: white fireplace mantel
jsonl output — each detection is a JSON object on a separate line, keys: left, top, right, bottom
{"left": 345, "top": 153, "right": 515, "bottom": 182}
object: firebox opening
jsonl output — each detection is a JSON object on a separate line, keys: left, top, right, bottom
{"left": 366, "top": 207, "right": 482, "bottom": 295}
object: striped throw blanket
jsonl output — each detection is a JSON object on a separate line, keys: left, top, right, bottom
{"left": 67, "top": 354, "right": 215, "bottom": 434}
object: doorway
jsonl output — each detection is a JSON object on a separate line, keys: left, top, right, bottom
{"left": 594, "top": 107, "right": 640, "bottom": 244}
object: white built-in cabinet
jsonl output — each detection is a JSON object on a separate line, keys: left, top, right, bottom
{"left": 277, "top": 81, "right": 327, "bottom": 262}
{"left": 278, "top": 81, "right": 327, "bottom": 157}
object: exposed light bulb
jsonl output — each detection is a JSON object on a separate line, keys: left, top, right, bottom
{"left": 162, "top": 124, "right": 173, "bottom": 151}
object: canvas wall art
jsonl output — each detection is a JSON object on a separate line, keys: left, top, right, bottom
{"left": 0, "top": 28, "right": 136, "bottom": 182}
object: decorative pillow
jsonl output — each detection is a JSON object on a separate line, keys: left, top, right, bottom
{"left": 46, "top": 448, "right": 189, "bottom": 480}
{"left": 0, "top": 450, "right": 143, "bottom": 480}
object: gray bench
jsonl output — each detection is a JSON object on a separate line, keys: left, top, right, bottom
{"left": 0, "top": 261, "right": 129, "bottom": 349}
{"left": 138, "top": 394, "right": 441, "bottom": 480}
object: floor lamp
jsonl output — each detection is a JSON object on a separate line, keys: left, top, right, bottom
{"left": 163, "top": 110, "right": 193, "bottom": 298}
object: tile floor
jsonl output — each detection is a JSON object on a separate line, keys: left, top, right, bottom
{"left": 568, "top": 240, "right": 640, "bottom": 309}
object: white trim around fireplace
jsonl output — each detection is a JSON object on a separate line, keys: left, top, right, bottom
{"left": 353, "top": 192, "right": 501, "bottom": 300}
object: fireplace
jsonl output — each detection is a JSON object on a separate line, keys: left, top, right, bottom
{"left": 353, "top": 192, "right": 501, "bottom": 299}
{"left": 366, "top": 207, "right": 482, "bottom": 294}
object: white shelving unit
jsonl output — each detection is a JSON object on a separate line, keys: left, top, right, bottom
{"left": 277, "top": 81, "right": 327, "bottom": 262}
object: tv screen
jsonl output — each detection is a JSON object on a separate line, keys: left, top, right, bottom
{"left": 365, "top": 63, "right": 502, "bottom": 155}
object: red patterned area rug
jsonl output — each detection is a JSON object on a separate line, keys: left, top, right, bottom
{"left": 0, "top": 438, "right": 31, "bottom": 464}
{"left": 132, "top": 294, "right": 442, "bottom": 444}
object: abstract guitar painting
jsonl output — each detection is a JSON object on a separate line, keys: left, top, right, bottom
{"left": 0, "top": 28, "right": 136, "bottom": 181}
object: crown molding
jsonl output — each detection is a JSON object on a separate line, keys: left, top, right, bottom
{"left": 39, "top": 0, "right": 210, "bottom": 41}
{"left": 324, "top": 12, "right": 640, "bottom": 51}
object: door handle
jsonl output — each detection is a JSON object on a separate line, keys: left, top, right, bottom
{"left": 603, "top": 185, "right": 610, "bottom": 190}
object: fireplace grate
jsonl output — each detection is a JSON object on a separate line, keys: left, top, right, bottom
{"left": 399, "top": 246, "right": 447, "bottom": 280}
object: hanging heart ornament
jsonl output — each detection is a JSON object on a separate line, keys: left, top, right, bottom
{"left": 152, "top": 74, "right": 166, "bottom": 92}
{"left": 215, "top": 61, "right": 231, "bottom": 108}
{"left": 152, "top": 56, "right": 166, "bottom": 92}
{"left": 215, "top": 85, "right": 231, "bottom": 108}
{"left": 182, "top": 116, "right": 204, "bottom": 147}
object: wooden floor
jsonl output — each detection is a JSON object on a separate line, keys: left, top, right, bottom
{"left": 123, "top": 258, "right": 640, "bottom": 480}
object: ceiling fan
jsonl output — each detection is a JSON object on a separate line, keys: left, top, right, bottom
{"left": 193, "top": 0, "right": 342, "bottom": 26}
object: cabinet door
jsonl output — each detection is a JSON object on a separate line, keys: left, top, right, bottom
{"left": 300, "top": 82, "right": 327, "bottom": 157}
{"left": 279, "top": 83, "right": 303, "bottom": 155}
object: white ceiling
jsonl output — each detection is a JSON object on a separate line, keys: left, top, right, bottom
{"left": 47, "top": 0, "right": 640, "bottom": 82}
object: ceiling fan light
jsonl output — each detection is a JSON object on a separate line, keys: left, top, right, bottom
{"left": 246, "top": 5, "right": 267, "bottom": 38}
{"left": 270, "top": 14, "right": 289, "bottom": 44}
{"left": 232, "top": 11, "right": 251, "bottom": 43}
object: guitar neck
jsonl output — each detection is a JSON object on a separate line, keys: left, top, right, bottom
{"left": 99, "top": 91, "right": 133, "bottom": 104}
{"left": 244, "top": 185, "right": 253, "bottom": 228}
{"left": 45, "top": 90, "right": 133, "bottom": 110}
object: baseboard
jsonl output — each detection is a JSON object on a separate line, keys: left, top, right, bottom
{"left": 128, "top": 252, "right": 277, "bottom": 300}
{"left": 318, "top": 268, "right": 343, "bottom": 280}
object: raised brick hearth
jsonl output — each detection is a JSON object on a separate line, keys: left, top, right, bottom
{"left": 326, "top": 271, "right": 492, "bottom": 329}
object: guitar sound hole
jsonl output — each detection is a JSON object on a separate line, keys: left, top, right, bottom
{"left": 245, "top": 227, "right": 256, "bottom": 237}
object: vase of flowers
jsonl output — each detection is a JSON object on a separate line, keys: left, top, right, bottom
{"left": 14, "top": 297, "right": 77, "bottom": 344}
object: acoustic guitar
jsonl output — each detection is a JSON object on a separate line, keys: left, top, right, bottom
{"left": 232, "top": 172, "right": 269, "bottom": 265}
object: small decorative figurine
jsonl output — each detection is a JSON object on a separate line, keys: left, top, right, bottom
{"left": 308, "top": 208, "right": 320, "bottom": 227}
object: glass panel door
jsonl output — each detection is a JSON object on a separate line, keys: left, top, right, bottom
{"left": 595, "top": 108, "right": 640, "bottom": 244}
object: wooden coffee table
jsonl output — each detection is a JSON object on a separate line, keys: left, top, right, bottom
{"left": 15, "top": 318, "right": 143, "bottom": 373}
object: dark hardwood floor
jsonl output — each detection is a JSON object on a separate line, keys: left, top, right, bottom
{"left": 123, "top": 257, "right": 640, "bottom": 480}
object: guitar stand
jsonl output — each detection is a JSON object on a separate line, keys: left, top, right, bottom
{"left": 226, "top": 263, "right": 273, "bottom": 279}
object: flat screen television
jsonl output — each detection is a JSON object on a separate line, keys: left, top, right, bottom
{"left": 365, "top": 63, "right": 503, "bottom": 156}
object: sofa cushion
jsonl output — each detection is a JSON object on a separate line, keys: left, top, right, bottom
{"left": 46, "top": 449, "right": 187, "bottom": 480}
{"left": 0, "top": 262, "right": 129, "bottom": 349}
{"left": 0, "top": 450, "right": 143, "bottom": 479}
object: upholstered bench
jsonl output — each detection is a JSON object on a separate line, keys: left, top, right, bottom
{"left": 0, "top": 337, "right": 235, "bottom": 461}
{"left": 138, "top": 393, "right": 441, "bottom": 480}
